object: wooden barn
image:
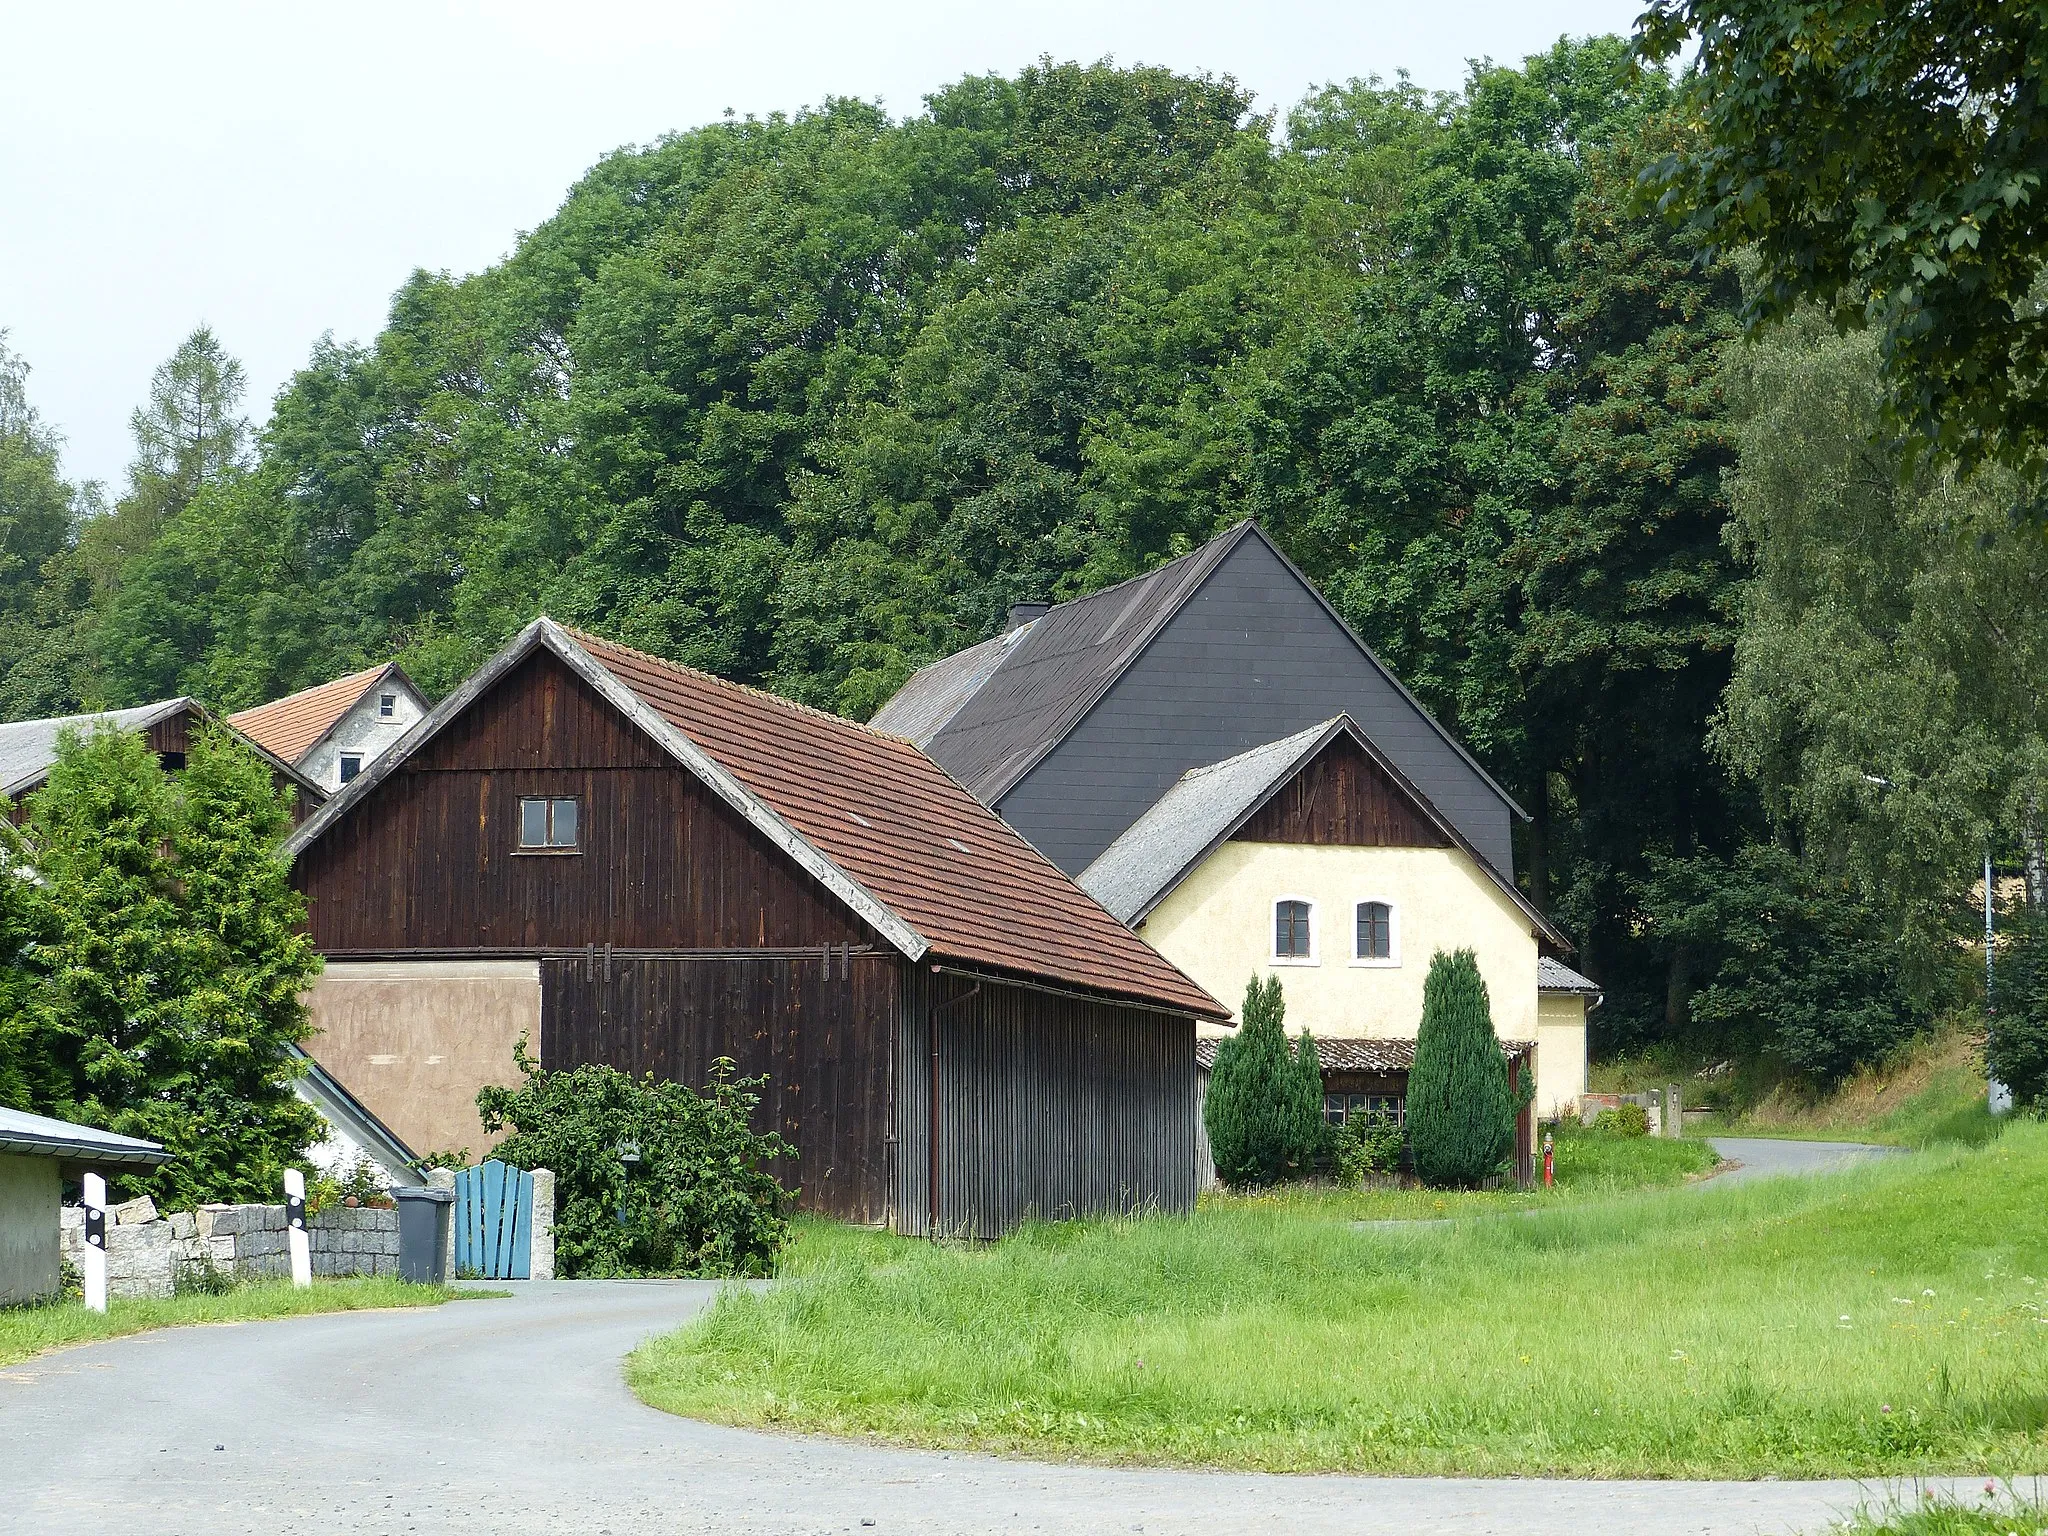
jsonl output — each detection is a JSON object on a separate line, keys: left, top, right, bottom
{"left": 283, "top": 619, "right": 1225, "bottom": 1237}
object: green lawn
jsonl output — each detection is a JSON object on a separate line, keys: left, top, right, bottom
{"left": 631, "top": 1122, "right": 2048, "bottom": 1478}
{"left": 0, "top": 1277, "right": 458, "bottom": 1366}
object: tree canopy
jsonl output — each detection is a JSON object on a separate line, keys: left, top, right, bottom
{"left": 1639, "top": 0, "right": 2048, "bottom": 472}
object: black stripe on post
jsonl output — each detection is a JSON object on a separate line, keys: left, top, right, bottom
{"left": 286, "top": 1195, "right": 305, "bottom": 1232}
{"left": 85, "top": 1207, "right": 105, "bottom": 1250}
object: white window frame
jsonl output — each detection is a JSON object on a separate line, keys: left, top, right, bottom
{"left": 1271, "top": 896, "right": 1318, "bottom": 966}
{"left": 337, "top": 752, "right": 363, "bottom": 784}
{"left": 1350, "top": 898, "right": 1401, "bottom": 968}
{"left": 378, "top": 692, "right": 397, "bottom": 718}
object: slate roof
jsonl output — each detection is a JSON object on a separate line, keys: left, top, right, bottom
{"left": 230, "top": 662, "right": 415, "bottom": 765}
{"left": 1078, "top": 715, "right": 1570, "bottom": 948}
{"left": 871, "top": 522, "right": 1522, "bottom": 826}
{"left": 1195, "top": 1038, "right": 1532, "bottom": 1074}
{"left": 872, "top": 526, "right": 1247, "bottom": 799}
{"left": 0, "top": 1106, "right": 169, "bottom": 1165}
{"left": 285, "top": 619, "right": 1226, "bottom": 1019}
{"left": 1538, "top": 957, "right": 1602, "bottom": 996}
{"left": 0, "top": 700, "right": 192, "bottom": 799}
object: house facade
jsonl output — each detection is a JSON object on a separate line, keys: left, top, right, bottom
{"left": 285, "top": 619, "right": 1223, "bottom": 1237}
{"left": 875, "top": 523, "right": 1592, "bottom": 1121}
{"left": 231, "top": 661, "right": 429, "bottom": 793}
{"left": 1080, "top": 716, "right": 1592, "bottom": 1119}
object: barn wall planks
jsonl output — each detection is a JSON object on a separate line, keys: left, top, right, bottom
{"left": 540, "top": 952, "right": 899, "bottom": 1226}
{"left": 1231, "top": 735, "right": 1449, "bottom": 849}
{"left": 296, "top": 651, "right": 872, "bottom": 953}
{"left": 895, "top": 968, "right": 1196, "bottom": 1238}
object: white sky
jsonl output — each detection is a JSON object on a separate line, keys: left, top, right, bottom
{"left": 1, "top": 0, "right": 1642, "bottom": 491}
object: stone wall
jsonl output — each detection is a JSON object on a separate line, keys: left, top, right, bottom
{"left": 60, "top": 1197, "right": 400, "bottom": 1299}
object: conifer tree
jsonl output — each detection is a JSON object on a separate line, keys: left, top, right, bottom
{"left": 1204, "top": 975, "right": 1324, "bottom": 1185}
{"left": 20, "top": 724, "right": 321, "bottom": 1204}
{"left": 0, "top": 808, "right": 54, "bottom": 1110}
{"left": 1406, "top": 949, "right": 1514, "bottom": 1187}
{"left": 159, "top": 726, "right": 322, "bottom": 1204}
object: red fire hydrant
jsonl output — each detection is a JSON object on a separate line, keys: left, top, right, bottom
{"left": 1542, "top": 1129, "right": 1554, "bottom": 1189}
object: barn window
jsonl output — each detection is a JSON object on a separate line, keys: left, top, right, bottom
{"left": 1354, "top": 900, "right": 1397, "bottom": 964}
{"left": 1273, "top": 898, "right": 1315, "bottom": 962}
{"left": 157, "top": 751, "right": 186, "bottom": 772}
{"left": 519, "top": 796, "right": 579, "bottom": 850}
{"left": 378, "top": 692, "right": 397, "bottom": 718}
{"left": 338, "top": 753, "right": 362, "bottom": 783}
{"left": 1324, "top": 1093, "right": 1405, "bottom": 1126}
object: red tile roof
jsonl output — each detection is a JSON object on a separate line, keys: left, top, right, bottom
{"left": 229, "top": 665, "right": 392, "bottom": 764}
{"left": 565, "top": 629, "right": 1224, "bottom": 1018}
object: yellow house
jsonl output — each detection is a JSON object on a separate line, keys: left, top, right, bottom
{"left": 1080, "top": 716, "right": 1596, "bottom": 1120}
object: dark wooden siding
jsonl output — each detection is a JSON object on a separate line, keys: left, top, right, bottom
{"left": 994, "top": 533, "right": 1517, "bottom": 878}
{"left": 1231, "top": 735, "right": 1450, "bottom": 848}
{"left": 894, "top": 967, "right": 1196, "bottom": 1237}
{"left": 7, "top": 703, "right": 315, "bottom": 826}
{"left": 540, "top": 951, "right": 899, "bottom": 1225}
{"left": 297, "top": 652, "right": 872, "bottom": 953}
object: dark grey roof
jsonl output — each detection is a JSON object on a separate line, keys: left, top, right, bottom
{"left": 871, "top": 526, "right": 1249, "bottom": 800}
{"left": 1196, "top": 1037, "right": 1533, "bottom": 1074}
{"left": 0, "top": 1106, "right": 169, "bottom": 1165}
{"left": 1078, "top": 715, "right": 1570, "bottom": 948}
{"left": 1079, "top": 718, "right": 1338, "bottom": 924}
{"left": 0, "top": 700, "right": 192, "bottom": 799}
{"left": 1538, "top": 957, "right": 1602, "bottom": 997}
{"left": 871, "top": 522, "right": 1524, "bottom": 828}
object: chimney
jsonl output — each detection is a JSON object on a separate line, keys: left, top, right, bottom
{"left": 1005, "top": 600, "right": 1050, "bottom": 633}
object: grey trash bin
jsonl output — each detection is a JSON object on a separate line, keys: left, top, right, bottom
{"left": 393, "top": 1185, "right": 453, "bottom": 1284}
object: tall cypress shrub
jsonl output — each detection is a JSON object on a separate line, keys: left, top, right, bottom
{"left": 1406, "top": 949, "right": 1514, "bottom": 1187}
{"left": 1204, "top": 975, "right": 1324, "bottom": 1185}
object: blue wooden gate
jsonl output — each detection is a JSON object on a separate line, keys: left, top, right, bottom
{"left": 453, "top": 1160, "right": 534, "bottom": 1279}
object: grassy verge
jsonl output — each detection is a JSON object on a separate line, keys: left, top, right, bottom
{"left": 631, "top": 1123, "right": 2048, "bottom": 1478}
{"left": 1835, "top": 1493, "right": 2048, "bottom": 1533}
{"left": 0, "top": 1277, "right": 457, "bottom": 1367}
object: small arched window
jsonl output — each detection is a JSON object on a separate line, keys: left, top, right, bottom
{"left": 1355, "top": 900, "right": 1397, "bottom": 964}
{"left": 1274, "top": 899, "right": 1314, "bottom": 962}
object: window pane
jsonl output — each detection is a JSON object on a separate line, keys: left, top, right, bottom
{"left": 1323, "top": 1094, "right": 1345, "bottom": 1125}
{"left": 1357, "top": 901, "right": 1391, "bottom": 959}
{"left": 550, "top": 797, "right": 579, "bottom": 847}
{"left": 1275, "top": 899, "right": 1311, "bottom": 957}
{"left": 338, "top": 754, "right": 361, "bottom": 784}
{"left": 520, "top": 797, "right": 548, "bottom": 847}
{"left": 379, "top": 693, "right": 396, "bottom": 717}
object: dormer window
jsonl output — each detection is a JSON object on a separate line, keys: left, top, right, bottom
{"left": 1273, "top": 898, "right": 1315, "bottom": 963}
{"left": 338, "top": 753, "right": 362, "bottom": 783}
{"left": 378, "top": 692, "right": 397, "bottom": 718}
{"left": 519, "top": 796, "right": 579, "bottom": 851}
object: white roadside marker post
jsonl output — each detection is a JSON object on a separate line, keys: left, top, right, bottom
{"left": 82, "top": 1171, "right": 108, "bottom": 1313}
{"left": 284, "top": 1169, "right": 311, "bottom": 1288}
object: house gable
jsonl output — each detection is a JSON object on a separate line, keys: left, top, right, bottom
{"left": 986, "top": 529, "right": 1520, "bottom": 878}
{"left": 1232, "top": 733, "right": 1452, "bottom": 850}
{"left": 294, "top": 648, "right": 876, "bottom": 954}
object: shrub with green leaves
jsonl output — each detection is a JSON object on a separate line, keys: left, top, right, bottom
{"left": 1406, "top": 949, "right": 1515, "bottom": 1187}
{"left": 478, "top": 1044, "right": 794, "bottom": 1278}
{"left": 1330, "top": 1111, "right": 1405, "bottom": 1185}
{"left": 1593, "top": 1101, "right": 1650, "bottom": 1138}
{"left": 1203, "top": 975, "right": 1325, "bottom": 1186}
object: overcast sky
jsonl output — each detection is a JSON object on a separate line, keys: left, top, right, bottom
{"left": 1, "top": 0, "right": 1643, "bottom": 491}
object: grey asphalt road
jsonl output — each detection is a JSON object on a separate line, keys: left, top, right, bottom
{"left": 1705, "top": 1137, "right": 1905, "bottom": 1184}
{"left": 0, "top": 1276, "right": 2007, "bottom": 1536}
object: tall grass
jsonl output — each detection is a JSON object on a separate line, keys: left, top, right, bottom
{"left": 632, "top": 1123, "right": 2048, "bottom": 1477}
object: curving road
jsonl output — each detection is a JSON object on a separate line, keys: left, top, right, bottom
{"left": 0, "top": 1274, "right": 2000, "bottom": 1536}
{"left": 1704, "top": 1137, "right": 1905, "bottom": 1185}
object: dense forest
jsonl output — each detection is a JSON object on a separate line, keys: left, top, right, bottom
{"left": 3, "top": 43, "right": 2039, "bottom": 1074}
